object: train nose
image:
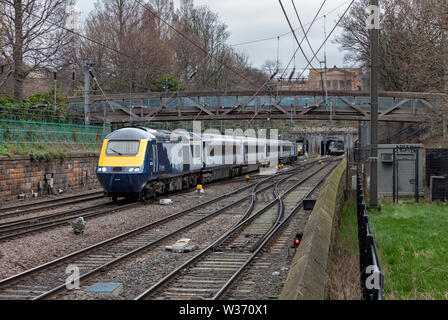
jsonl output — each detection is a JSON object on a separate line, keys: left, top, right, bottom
{"left": 109, "top": 174, "right": 139, "bottom": 193}
{"left": 97, "top": 173, "right": 142, "bottom": 194}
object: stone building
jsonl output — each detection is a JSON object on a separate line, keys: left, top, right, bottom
{"left": 0, "top": 65, "right": 75, "bottom": 98}
{"left": 278, "top": 66, "right": 364, "bottom": 91}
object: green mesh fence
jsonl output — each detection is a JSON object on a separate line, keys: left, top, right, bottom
{"left": 0, "top": 119, "right": 110, "bottom": 153}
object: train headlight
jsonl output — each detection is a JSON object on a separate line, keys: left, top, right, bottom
{"left": 134, "top": 168, "right": 140, "bottom": 172}
{"left": 129, "top": 168, "right": 134, "bottom": 172}
{"left": 98, "top": 167, "right": 107, "bottom": 173}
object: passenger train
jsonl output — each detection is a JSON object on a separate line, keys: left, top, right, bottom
{"left": 96, "top": 127, "right": 299, "bottom": 201}
{"left": 326, "top": 138, "right": 345, "bottom": 156}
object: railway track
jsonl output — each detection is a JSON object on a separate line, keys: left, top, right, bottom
{"left": 0, "top": 158, "right": 318, "bottom": 242}
{"left": 0, "top": 200, "right": 135, "bottom": 242}
{"left": 0, "top": 160, "right": 318, "bottom": 300}
{"left": 0, "top": 190, "right": 105, "bottom": 221}
{"left": 134, "top": 159, "right": 340, "bottom": 300}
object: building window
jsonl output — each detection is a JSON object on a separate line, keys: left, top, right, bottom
{"left": 333, "top": 80, "right": 339, "bottom": 89}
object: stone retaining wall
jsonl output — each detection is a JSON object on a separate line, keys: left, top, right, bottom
{"left": 280, "top": 158, "right": 347, "bottom": 300}
{"left": 0, "top": 152, "right": 101, "bottom": 202}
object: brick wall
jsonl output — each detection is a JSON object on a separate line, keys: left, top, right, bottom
{"left": 0, "top": 152, "right": 101, "bottom": 202}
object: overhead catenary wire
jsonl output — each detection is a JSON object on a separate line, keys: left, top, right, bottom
{"left": 290, "top": 0, "right": 326, "bottom": 66}
{"left": 230, "top": 0, "right": 351, "bottom": 47}
{"left": 291, "top": 0, "right": 356, "bottom": 88}
{"left": 7, "top": 0, "right": 254, "bottom": 93}
{"left": 278, "top": 0, "right": 319, "bottom": 73}
{"left": 280, "top": 0, "right": 327, "bottom": 84}
{"left": 247, "top": 0, "right": 327, "bottom": 125}
{"left": 244, "top": 0, "right": 338, "bottom": 124}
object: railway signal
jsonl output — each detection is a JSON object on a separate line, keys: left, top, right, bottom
{"left": 293, "top": 233, "right": 303, "bottom": 248}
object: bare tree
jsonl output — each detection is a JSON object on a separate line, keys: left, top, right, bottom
{"left": 172, "top": 0, "right": 233, "bottom": 89}
{"left": 0, "top": 0, "right": 73, "bottom": 101}
{"left": 261, "top": 59, "right": 282, "bottom": 75}
{"left": 77, "top": 0, "right": 175, "bottom": 93}
{"left": 334, "top": 0, "right": 446, "bottom": 92}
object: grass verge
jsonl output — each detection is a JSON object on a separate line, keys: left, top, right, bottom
{"left": 370, "top": 201, "right": 448, "bottom": 300}
{"left": 327, "top": 203, "right": 361, "bottom": 300}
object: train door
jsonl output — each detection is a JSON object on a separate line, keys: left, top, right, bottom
{"left": 190, "top": 141, "right": 202, "bottom": 171}
{"left": 183, "top": 142, "right": 190, "bottom": 172}
{"left": 148, "top": 140, "right": 156, "bottom": 175}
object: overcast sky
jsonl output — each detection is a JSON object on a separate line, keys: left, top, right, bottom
{"left": 75, "top": 0, "right": 352, "bottom": 72}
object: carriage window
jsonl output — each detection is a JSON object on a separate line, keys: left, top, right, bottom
{"left": 106, "top": 140, "right": 140, "bottom": 156}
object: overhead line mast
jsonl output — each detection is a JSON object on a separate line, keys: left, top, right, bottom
{"left": 368, "top": 0, "right": 380, "bottom": 209}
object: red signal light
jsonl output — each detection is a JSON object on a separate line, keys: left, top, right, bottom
{"left": 293, "top": 233, "right": 303, "bottom": 248}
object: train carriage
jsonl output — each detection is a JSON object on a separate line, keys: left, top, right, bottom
{"left": 97, "top": 127, "right": 298, "bottom": 201}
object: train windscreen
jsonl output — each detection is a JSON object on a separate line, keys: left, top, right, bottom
{"left": 106, "top": 140, "right": 140, "bottom": 156}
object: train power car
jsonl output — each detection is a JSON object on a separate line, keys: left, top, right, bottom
{"left": 97, "top": 127, "right": 298, "bottom": 201}
{"left": 327, "top": 138, "right": 345, "bottom": 156}
{"left": 296, "top": 138, "right": 308, "bottom": 156}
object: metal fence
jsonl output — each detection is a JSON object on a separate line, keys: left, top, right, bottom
{"left": 0, "top": 104, "right": 84, "bottom": 124}
{"left": 356, "top": 167, "right": 384, "bottom": 300}
{"left": 0, "top": 119, "right": 110, "bottom": 152}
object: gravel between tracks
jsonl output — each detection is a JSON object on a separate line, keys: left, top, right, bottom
{"left": 55, "top": 212, "right": 243, "bottom": 300}
{"left": 0, "top": 180, "right": 250, "bottom": 280}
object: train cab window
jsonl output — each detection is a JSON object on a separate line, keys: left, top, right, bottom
{"left": 106, "top": 140, "right": 140, "bottom": 156}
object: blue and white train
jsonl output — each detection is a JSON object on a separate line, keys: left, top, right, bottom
{"left": 96, "top": 127, "right": 298, "bottom": 201}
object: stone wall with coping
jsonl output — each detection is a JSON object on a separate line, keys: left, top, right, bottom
{"left": 280, "top": 158, "right": 347, "bottom": 300}
{"left": 0, "top": 152, "right": 101, "bottom": 202}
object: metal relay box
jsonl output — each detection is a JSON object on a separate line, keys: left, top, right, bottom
{"left": 376, "top": 144, "right": 424, "bottom": 198}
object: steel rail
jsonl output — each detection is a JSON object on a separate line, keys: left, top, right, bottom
{"left": 212, "top": 161, "right": 338, "bottom": 299}
{"left": 0, "top": 161, "right": 314, "bottom": 299}
{"left": 134, "top": 159, "right": 338, "bottom": 300}
{"left": 0, "top": 200, "right": 133, "bottom": 242}
{"left": 0, "top": 191, "right": 105, "bottom": 219}
{"left": 0, "top": 162, "right": 309, "bottom": 241}
{"left": 34, "top": 163, "right": 322, "bottom": 300}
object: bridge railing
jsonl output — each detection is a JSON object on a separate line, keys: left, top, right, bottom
{"left": 356, "top": 167, "right": 384, "bottom": 300}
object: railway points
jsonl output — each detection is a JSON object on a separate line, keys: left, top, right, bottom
{"left": 1, "top": 0, "right": 447, "bottom": 305}
{"left": 0, "top": 158, "right": 327, "bottom": 300}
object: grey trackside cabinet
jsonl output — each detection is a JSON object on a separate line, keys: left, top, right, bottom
{"left": 377, "top": 144, "right": 424, "bottom": 198}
